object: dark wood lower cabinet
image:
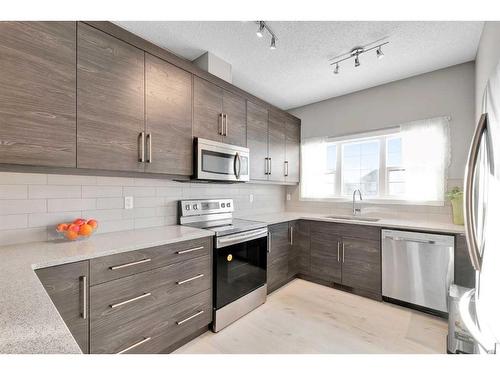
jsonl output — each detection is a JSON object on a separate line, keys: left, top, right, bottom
{"left": 267, "top": 222, "right": 291, "bottom": 293}
{"left": 341, "top": 237, "right": 381, "bottom": 293}
{"left": 310, "top": 230, "right": 342, "bottom": 284}
{"left": 35, "top": 261, "right": 89, "bottom": 353}
{"left": 35, "top": 238, "right": 213, "bottom": 354}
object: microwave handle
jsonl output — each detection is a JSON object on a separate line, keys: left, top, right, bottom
{"left": 234, "top": 152, "right": 241, "bottom": 179}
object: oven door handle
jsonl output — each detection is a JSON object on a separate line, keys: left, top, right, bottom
{"left": 216, "top": 228, "right": 268, "bottom": 249}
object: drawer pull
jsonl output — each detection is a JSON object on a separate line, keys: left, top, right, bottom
{"left": 117, "top": 337, "right": 151, "bottom": 354}
{"left": 110, "top": 292, "right": 152, "bottom": 309}
{"left": 176, "top": 246, "right": 204, "bottom": 255}
{"left": 176, "top": 274, "right": 204, "bottom": 285}
{"left": 109, "top": 258, "right": 152, "bottom": 270}
{"left": 176, "top": 310, "right": 204, "bottom": 325}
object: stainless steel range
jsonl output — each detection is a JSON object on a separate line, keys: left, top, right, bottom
{"left": 179, "top": 198, "right": 268, "bottom": 332}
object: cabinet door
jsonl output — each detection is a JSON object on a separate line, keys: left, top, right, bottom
{"left": 36, "top": 261, "right": 89, "bottom": 353}
{"left": 222, "top": 90, "right": 246, "bottom": 147}
{"left": 310, "top": 230, "right": 342, "bottom": 284}
{"left": 455, "top": 234, "right": 475, "bottom": 288}
{"left": 193, "top": 77, "right": 223, "bottom": 143}
{"left": 0, "top": 22, "right": 76, "bottom": 167}
{"left": 267, "top": 222, "right": 290, "bottom": 293}
{"left": 77, "top": 23, "right": 145, "bottom": 172}
{"left": 341, "top": 236, "right": 381, "bottom": 293}
{"left": 246, "top": 101, "right": 269, "bottom": 181}
{"left": 268, "top": 110, "right": 286, "bottom": 182}
{"left": 285, "top": 117, "right": 300, "bottom": 183}
{"left": 145, "top": 53, "right": 193, "bottom": 175}
{"left": 289, "top": 220, "right": 310, "bottom": 278}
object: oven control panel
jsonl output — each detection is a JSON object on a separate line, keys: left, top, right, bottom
{"left": 179, "top": 199, "right": 234, "bottom": 217}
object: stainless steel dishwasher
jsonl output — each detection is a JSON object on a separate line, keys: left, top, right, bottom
{"left": 382, "top": 229, "right": 454, "bottom": 314}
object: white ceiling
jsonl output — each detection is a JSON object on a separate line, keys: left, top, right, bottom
{"left": 115, "top": 21, "right": 484, "bottom": 110}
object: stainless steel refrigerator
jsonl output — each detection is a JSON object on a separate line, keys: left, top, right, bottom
{"left": 460, "top": 60, "right": 500, "bottom": 354}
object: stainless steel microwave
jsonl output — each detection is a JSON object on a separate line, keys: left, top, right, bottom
{"left": 193, "top": 138, "right": 250, "bottom": 182}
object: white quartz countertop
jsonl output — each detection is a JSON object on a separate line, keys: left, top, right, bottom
{"left": 0, "top": 225, "right": 213, "bottom": 354}
{"left": 236, "top": 211, "right": 465, "bottom": 234}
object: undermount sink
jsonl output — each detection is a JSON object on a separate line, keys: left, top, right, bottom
{"left": 325, "top": 215, "right": 381, "bottom": 222}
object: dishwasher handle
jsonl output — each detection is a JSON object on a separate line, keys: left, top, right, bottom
{"left": 384, "top": 235, "right": 436, "bottom": 245}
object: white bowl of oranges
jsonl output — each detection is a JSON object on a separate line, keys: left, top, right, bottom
{"left": 56, "top": 218, "right": 98, "bottom": 241}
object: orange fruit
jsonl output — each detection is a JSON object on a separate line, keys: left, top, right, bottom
{"left": 65, "top": 230, "right": 78, "bottom": 241}
{"left": 87, "top": 219, "right": 98, "bottom": 229}
{"left": 68, "top": 224, "right": 80, "bottom": 233}
{"left": 56, "top": 223, "right": 69, "bottom": 232}
{"left": 73, "top": 218, "right": 86, "bottom": 226}
{"left": 79, "top": 223, "right": 93, "bottom": 236}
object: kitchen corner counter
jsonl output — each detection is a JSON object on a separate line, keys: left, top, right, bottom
{"left": 0, "top": 225, "right": 213, "bottom": 354}
{"left": 237, "top": 212, "right": 465, "bottom": 234}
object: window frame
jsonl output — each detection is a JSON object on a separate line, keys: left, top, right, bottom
{"left": 300, "top": 128, "right": 445, "bottom": 206}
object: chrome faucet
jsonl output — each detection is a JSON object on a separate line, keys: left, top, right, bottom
{"left": 352, "top": 189, "right": 363, "bottom": 216}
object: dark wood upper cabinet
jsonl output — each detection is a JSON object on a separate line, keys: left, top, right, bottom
{"left": 222, "top": 90, "right": 247, "bottom": 147}
{"left": 35, "top": 261, "right": 89, "bottom": 353}
{"left": 341, "top": 236, "right": 381, "bottom": 293}
{"left": 246, "top": 101, "right": 269, "bottom": 181}
{"left": 268, "top": 110, "right": 286, "bottom": 182}
{"left": 77, "top": 23, "right": 145, "bottom": 172}
{"left": 285, "top": 117, "right": 300, "bottom": 183}
{"left": 193, "top": 77, "right": 247, "bottom": 147}
{"left": 0, "top": 22, "right": 76, "bottom": 168}
{"left": 145, "top": 53, "right": 193, "bottom": 175}
{"left": 193, "top": 77, "right": 223, "bottom": 143}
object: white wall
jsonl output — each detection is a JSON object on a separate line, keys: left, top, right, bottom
{"left": 289, "top": 62, "right": 475, "bottom": 180}
{"left": 475, "top": 22, "right": 500, "bottom": 119}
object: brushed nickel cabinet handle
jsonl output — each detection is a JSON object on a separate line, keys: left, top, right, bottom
{"left": 80, "top": 276, "right": 87, "bottom": 320}
{"left": 138, "top": 132, "right": 145, "bottom": 162}
{"left": 176, "top": 246, "right": 204, "bottom": 255}
{"left": 176, "top": 310, "right": 204, "bottom": 325}
{"left": 219, "top": 113, "right": 224, "bottom": 135}
{"left": 109, "top": 258, "right": 151, "bottom": 270}
{"left": 284, "top": 161, "right": 289, "bottom": 177}
{"left": 224, "top": 114, "right": 228, "bottom": 136}
{"left": 337, "top": 242, "right": 340, "bottom": 263}
{"left": 110, "top": 292, "right": 152, "bottom": 309}
{"left": 289, "top": 226, "right": 294, "bottom": 245}
{"left": 264, "top": 158, "right": 269, "bottom": 175}
{"left": 146, "top": 133, "right": 152, "bottom": 163}
{"left": 342, "top": 242, "right": 345, "bottom": 263}
{"left": 267, "top": 233, "right": 272, "bottom": 253}
{"left": 117, "top": 337, "right": 151, "bottom": 354}
{"left": 269, "top": 157, "right": 272, "bottom": 175}
{"left": 176, "top": 274, "right": 204, "bottom": 285}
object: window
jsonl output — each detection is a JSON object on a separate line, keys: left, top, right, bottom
{"left": 300, "top": 116, "right": 450, "bottom": 203}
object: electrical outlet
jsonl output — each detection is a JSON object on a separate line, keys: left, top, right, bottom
{"left": 124, "top": 196, "right": 134, "bottom": 210}
{"left": 286, "top": 193, "right": 291, "bottom": 201}
{"left": 249, "top": 194, "right": 254, "bottom": 203}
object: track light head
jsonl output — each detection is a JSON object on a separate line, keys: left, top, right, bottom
{"left": 334, "top": 63, "right": 339, "bottom": 74}
{"left": 270, "top": 36, "right": 276, "bottom": 50}
{"left": 376, "top": 46, "right": 384, "bottom": 59}
{"left": 256, "top": 21, "right": 264, "bottom": 38}
{"left": 354, "top": 55, "right": 360, "bottom": 67}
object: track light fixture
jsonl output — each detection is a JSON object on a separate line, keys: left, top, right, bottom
{"left": 256, "top": 21, "right": 264, "bottom": 38}
{"left": 254, "top": 21, "right": 278, "bottom": 50}
{"left": 329, "top": 41, "right": 389, "bottom": 75}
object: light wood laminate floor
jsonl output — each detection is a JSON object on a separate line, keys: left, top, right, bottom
{"left": 174, "top": 279, "right": 448, "bottom": 354}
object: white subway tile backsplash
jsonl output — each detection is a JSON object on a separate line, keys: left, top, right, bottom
{"left": 28, "top": 211, "right": 81, "bottom": 228}
{"left": 48, "top": 198, "right": 96, "bottom": 212}
{"left": 29, "top": 185, "right": 81, "bottom": 199}
{"left": 82, "top": 185, "right": 122, "bottom": 198}
{"left": 96, "top": 197, "right": 124, "bottom": 209}
{"left": 0, "top": 185, "right": 28, "bottom": 199}
{"left": 0, "top": 171, "right": 286, "bottom": 246}
{"left": 0, "top": 214, "right": 28, "bottom": 230}
{"left": 0, "top": 172, "right": 47, "bottom": 185}
{"left": 0, "top": 199, "right": 46, "bottom": 214}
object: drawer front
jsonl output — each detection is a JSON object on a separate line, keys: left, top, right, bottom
{"left": 91, "top": 289, "right": 212, "bottom": 354}
{"left": 90, "top": 237, "right": 211, "bottom": 285}
{"left": 311, "top": 221, "right": 380, "bottom": 241}
{"left": 91, "top": 255, "right": 211, "bottom": 331}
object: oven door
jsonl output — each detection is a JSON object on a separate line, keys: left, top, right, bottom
{"left": 195, "top": 138, "right": 249, "bottom": 182}
{"left": 214, "top": 228, "right": 267, "bottom": 309}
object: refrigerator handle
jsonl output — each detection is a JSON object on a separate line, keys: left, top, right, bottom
{"left": 464, "top": 113, "right": 488, "bottom": 271}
